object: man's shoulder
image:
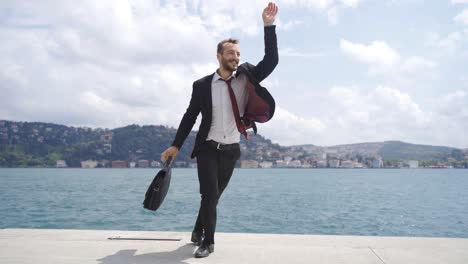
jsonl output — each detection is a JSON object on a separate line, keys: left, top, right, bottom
{"left": 194, "top": 73, "right": 215, "bottom": 86}
{"left": 238, "top": 62, "right": 255, "bottom": 72}
{"left": 236, "top": 62, "right": 256, "bottom": 79}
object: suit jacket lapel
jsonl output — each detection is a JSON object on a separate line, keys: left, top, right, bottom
{"left": 203, "top": 73, "right": 214, "bottom": 118}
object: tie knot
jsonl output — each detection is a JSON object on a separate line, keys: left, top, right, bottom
{"left": 219, "top": 78, "right": 232, "bottom": 85}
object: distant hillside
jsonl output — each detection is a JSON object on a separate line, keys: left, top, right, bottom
{"left": 378, "top": 141, "right": 456, "bottom": 160}
{"left": 0, "top": 120, "right": 466, "bottom": 168}
{"left": 0, "top": 120, "right": 279, "bottom": 167}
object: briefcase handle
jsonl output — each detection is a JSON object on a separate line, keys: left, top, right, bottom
{"left": 163, "top": 156, "right": 173, "bottom": 170}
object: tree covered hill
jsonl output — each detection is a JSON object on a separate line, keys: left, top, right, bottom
{"left": 0, "top": 120, "right": 466, "bottom": 168}
{"left": 0, "top": 120, "right": 279, "bottom": 167}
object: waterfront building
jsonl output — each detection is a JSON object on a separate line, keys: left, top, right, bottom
{"left": 329, "top": 159, "right": 340, "bottom": 168}
{"left": 341, "top": 160, "right": 354, "bottom": 168}
{"left": 289, "top": 160, "right": 302, "bottom": 168}
{"left": 56, "top": 160, "right": 67, "bottom": 168}
{"left": 81, "top": 160, "right": 98, "bottom": 168}
{"left": 175, "top": 161, "right": 187, "bottom": 167}
{"left": 316, "top": 160, "right": 327, "bottom": 168}
{"left": 111, "top": 160, "right": 127, "bottom": 168}
{"left": 241, "top": 160, "right": 259, "bottom": 168}
{"left": 408, "top": 160, "right": 419, "bottom": 168}
{"left": 99, "top": 160, "right": 110, "bottom": 168}
{"left": 275, "top": 160, "right": 287, "bottom": 168}
{"left": 150, "top": 160, "right": 161, "bottom": 168}
{"left": 137, "top": 160, "right": 149, "bottom": 168}
{"left": 259, "top": 161, "right": 273, "bottom": 168}
{"left": 373, "top": 158, "right": 383, "bottom": 168}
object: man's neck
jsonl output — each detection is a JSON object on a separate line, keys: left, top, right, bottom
{"left": 216, "top": 68, "right": 233, "bottom": 80}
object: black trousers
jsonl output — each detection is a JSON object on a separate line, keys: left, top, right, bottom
{"left": 193, "top": 141, "right": 240, "bottom": 245}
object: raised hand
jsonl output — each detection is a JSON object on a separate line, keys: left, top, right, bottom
{"left": 262, "top": 2, "right": 279, "bottom": 26}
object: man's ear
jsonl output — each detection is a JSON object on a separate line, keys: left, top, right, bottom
{"left": 216, "top": 52, "right": 221, "bottom": 62}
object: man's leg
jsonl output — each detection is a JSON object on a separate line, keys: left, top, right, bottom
{"left": 205, "top": 146, "right": 241, "bottom": 245}
{"left": 218, "top": 147, "right": 240, "bottom": 195}
{"left": 194, "top": 144, "right": 240, "bottom": 258}
{"left": 194, "top": 145, "right": 219, "bottom": 245}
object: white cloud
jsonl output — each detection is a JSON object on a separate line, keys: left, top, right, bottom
{"left": 454, "top": 8, "right": 468, "bottom": 25}
{"left": 327, "top": 6, "right": 340, "bottom": 25}
{"left": 279, "top": 47, "right": 327, "bottom": 58}
{"left": 339, "top": 0, "right": 363, "bottom": 8}
{"left": 194, "top": 0, "right": 266, "bottom": 36}
{"left": 261, "top": 106, "right": 327, "bottom": 146}
{"left": 340, "top": 39, "right": 401, "bottom": 69}
{"left": 280, "top": 0, "right": 334, "bottom": 10}
{"left": 0, "top": 0, "right": 220, "bottom": 129}
{"left": 321, "top": 85, "right": 467, "bottom": 147}
{"left": 438, "top": 32, "right": 463, "bottom": 53}
{"left": 278, "top": 0, "right": 364, "bottom": 24}
{"left": 340, "top": 39, "right": 437, "bottom": 75}
{"left": 259, "top": 85, "right": 468, "bottom": 147}
{"left": 1, "top": 0, "right": 467, "bottom": 149}
{"left": 400, "top": 56, "right": 437, "bottom": 74}
{"left": 281, "top": 19, "right": 304, "bottom": 31}
{"left": 451, "top": 0, "right": 468, "bottom": 4}
{"left": 437, "top": 91, "right": 468, "bottom": 120}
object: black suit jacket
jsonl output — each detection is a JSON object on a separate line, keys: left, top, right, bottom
{"left": 172, "top": 26, "right": 279, "bottom": 158}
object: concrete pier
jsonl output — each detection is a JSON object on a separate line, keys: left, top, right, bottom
{"left": 1, "top": 228, "right": 468, "bottom": 263}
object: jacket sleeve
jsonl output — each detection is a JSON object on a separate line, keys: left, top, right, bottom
{"left": 171, "top": 82, "right": 201, "bottom": 149}
{"left": 252, "top": 25, "right": 279, "bottom": 82}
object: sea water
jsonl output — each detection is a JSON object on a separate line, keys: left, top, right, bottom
{"left": 1, "top": 168, "right": 467, "bottom": 238}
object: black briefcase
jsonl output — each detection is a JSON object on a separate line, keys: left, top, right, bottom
{"left": 143, "top": 157, "right": 173, "bottom": 211}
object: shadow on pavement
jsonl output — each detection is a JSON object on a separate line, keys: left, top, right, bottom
{"left": 97, "top": 243, "right": 195, "bottom": 264}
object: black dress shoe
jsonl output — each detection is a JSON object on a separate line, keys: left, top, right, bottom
{"left": 190, "top": 231, "right": 204, "bottom": 246}
{"left": 194, "top": 244, "right": 214, "bottom": 258}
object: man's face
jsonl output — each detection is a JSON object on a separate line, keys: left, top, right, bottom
{"left": 217, "top": 43, "right": 240, "bottom": 72}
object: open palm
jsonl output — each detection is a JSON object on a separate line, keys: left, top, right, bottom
{"left": 262, "top": 2, "right": 278, "bottom": 26}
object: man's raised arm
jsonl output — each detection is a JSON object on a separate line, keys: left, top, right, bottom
{"left": 253, "top": 2, "right": 279, "bottom": 82}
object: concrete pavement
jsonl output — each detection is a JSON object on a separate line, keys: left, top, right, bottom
{"left": 1, "top": 228, "right": 468, "bottom": 263}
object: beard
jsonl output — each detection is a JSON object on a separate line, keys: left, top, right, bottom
{"left": 221, "top": 56, "right": 239, "bottom": 72}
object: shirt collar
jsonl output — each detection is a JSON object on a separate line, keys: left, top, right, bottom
{"left": 212, "top": 70, "right": 237, "bottom": 83}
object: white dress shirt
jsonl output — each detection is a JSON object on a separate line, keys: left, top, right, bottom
{"left": 206, "top": 71, "right": 249, "bottom": 144}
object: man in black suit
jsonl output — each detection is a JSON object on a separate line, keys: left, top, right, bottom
{"left": 161, "top": 2, "right": 279, "bottom": 258}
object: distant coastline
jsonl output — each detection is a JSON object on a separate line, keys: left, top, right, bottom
{"left": 1, "top": 120, "right": 467, "bottom": 169}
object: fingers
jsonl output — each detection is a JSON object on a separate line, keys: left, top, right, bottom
{"left": 265, "top": 2, "right": 278, "bottom": 16}
{"left": 161, "top": 149, "right": 171, "bottom": 162}
{"left": 161, "top": 147, "right": 178, "bottom": 161}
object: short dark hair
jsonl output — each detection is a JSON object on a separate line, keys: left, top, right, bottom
{"left": 217, "top": 38, "right": 239, "bottom": 54}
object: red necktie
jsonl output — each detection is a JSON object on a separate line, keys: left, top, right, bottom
{"left": 221, "top": 78, "right": 250, "bottom": 140}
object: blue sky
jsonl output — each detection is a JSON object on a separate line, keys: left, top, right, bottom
{"left": 1, "top": 0, "right": 467, "bottom": 148}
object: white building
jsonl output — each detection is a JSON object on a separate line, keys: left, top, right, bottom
{"left": 150, "top": 161, "right": 161, "bottom": 168}
{"left": 288, "top": 160, "right": 302, "bottom": 168}
{"left": 259, "top": 161, "right": 273, "bottom": 168}
{"left": 81, "top": 160, "right": 98, "bottom": 168}
{"left": 340, "top": 160, "right": 354, "bottom": 168}
{"left": 373, "top": 158, "right": 383, "bottom": 168}
{"left": 275, "top": 160, "right": 287, "bottom": 168}
{"left": 56, "top": 160, "right": 67, "bottom": 168}
{"left": 137, "top": 160, "right": 149, "bottom": 168}
{"left": 241, "top": 160, "right": 259, "bottom": 168}
{"left": 408, "top": 160, "right": 419, "bottom": 168}
{"left": 316, "top": 160, "right": 327, "bottom": 168}
{"left": 329, "top": 159, "right": 340, "bottom": 168}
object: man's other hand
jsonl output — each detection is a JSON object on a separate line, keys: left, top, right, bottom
{"left": 263, "top": 2, "right": 278, "bottom": 26}
{"left": 161, "top": 146, "right": 179, "bottom": 162}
